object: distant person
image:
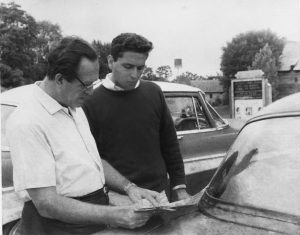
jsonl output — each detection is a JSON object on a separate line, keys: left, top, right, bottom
{"left": 83, "top": 33, "right": 190, "bottom": 201}
{"left": 6, "top": 36, "right": 160, "bottom": 234}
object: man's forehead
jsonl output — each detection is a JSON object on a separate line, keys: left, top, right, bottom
{"left": 117, "top": 52, "right": 147, "bottom": 65}
{"left": 77, "top": 58, "right": 99, "bottom": 82}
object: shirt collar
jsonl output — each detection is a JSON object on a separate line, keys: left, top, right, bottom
{"left": 102, "top": 73, "right": 140, "bottom": 91}
{"left": 33, "top": 81, "right": 75, "bottom": 116}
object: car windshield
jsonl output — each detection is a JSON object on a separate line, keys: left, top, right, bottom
{"left": 1, "top": 104, "right": 16, "bottom": 148}
{"left": 206, "top": 116, "right": 300, "bottom": 216}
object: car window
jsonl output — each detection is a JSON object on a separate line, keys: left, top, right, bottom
{"left": 165, "top": 96, "right": 210, "bottom": 131}
{"left": 1, "top": 104, "right": 16, "bottom": 188}
{"left": 206, "top": 116, "right": 300, "bottom": 216}
{"left": 206, "top": 102, "right": 226, "bottom": 127}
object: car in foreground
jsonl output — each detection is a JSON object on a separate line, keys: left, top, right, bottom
{"left": 1, "top": 82, "right": 242, "bottom": 234}
{"left": 100, "top": 91, "right": 300, "bottom": 234}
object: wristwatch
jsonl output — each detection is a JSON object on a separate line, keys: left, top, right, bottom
{"left": 124, "top": 182, "right": 137, "bottom": 193}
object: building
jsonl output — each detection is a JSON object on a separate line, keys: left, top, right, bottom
{"left": 277, "top": 41, "right": 300, "bottom": 99}
{"left": 191, "top": 80, "right": 225, "bottom": 106}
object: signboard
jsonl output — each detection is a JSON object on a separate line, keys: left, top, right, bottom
{"left": 231, "top": 78, "right": 265, "bottom": 120}
{"left": 233, "top": 80, "right": 262, "bottom": 99}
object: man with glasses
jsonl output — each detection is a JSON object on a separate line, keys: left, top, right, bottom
{"left": 6, "top": 36, "right": 160, "bottom": 234}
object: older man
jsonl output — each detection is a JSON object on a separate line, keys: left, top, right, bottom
{"left": 7, "top": 36, "right": 160, "bottom": 235}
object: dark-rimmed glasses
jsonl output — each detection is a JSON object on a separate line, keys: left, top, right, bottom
{"left": 74, "top": 76, "right": 101, "bottom": 90}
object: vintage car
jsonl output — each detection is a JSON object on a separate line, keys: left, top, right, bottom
{"left": 153, "top": 82, "right": 243, "bottom": 193}
{"left": 1, "top": 82, "right": 242, "bottom": 234}
{"left": 99, "top": 91, "right": 299, "bottom": 234}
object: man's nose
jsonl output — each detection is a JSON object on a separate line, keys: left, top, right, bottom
{"left": 131, "top": 68, "right": 139, "bottom": 79}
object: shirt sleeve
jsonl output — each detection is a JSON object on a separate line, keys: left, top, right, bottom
{"left": 7, "top": 116, "right": 56, "bottom": 192}
{"left": 158, "top": 89, "right": 187, "bottom": 188}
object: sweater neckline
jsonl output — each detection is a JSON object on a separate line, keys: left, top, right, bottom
{"left": 100, "top": 81, "right": 143, "bottom": 94}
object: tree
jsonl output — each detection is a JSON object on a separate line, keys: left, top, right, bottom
{"left": 141, "top": 66, "right": 157, "bottom": 81}
{"left": 35, "top": 20, "right": 62, "bottom": 63}
{"left": 0, "top": 2, "right": 38, "bottom": 74}
{"left": 180, "top": 71, "right": 201, "bottom": 80}
{"left": 156, "top": 65, "right": 172, "bottom": 81}
{"left": 92, "top": 40, "right": 111, "bottom": 79}
{"left": 250, "top": 43, "right": 279, "bottom": 99}
{"left": 0, "top": 63, "right": 26, "bottom": 88}
{"left": 173, "top": 74, "right": 191, "bottom": 85}
{"left": 220, "top": 30, "right": 285, "bottom": 90}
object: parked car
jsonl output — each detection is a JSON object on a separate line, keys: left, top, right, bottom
{"left": 153, "top": 81, "right": 244, "bottom": 192}
{"left": 1, "top": 82, "right": 242, "bottom": 234}
{"left": 99, "top": 91, "right": 300, "bottom": 234}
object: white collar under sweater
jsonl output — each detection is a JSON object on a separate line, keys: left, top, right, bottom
{"left": 102, "top": 73, "right": 140, "bottom": 91}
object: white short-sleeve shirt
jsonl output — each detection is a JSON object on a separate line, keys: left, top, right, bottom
{"left": 6, "top": 83, "right": 105, "bottom": 197}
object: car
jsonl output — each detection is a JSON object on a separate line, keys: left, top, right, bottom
{"left": 1, "top": 82, "right": 242, "bottom": 234}
{"left": 153, "top": 81, "right": 244, "bottom": 193}
{"left": 97, "top": 91, "right": 299, "bottom": 234}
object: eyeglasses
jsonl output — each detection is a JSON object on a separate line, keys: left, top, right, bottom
{"left": 74, "top": 76, "right": 101, "bottom": 90}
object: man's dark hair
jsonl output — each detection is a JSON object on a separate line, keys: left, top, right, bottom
{"left": 47, "top": 36, "right": 98, "bottom": 81}
{"left": 111, "top": 33, "right": 153, "bottom": 61}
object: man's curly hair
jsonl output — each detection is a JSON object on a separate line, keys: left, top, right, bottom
{"left": 111, "top": 33, "right": 153, "bottom": 60}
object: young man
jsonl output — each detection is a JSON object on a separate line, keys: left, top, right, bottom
{"left": 83, "top": 33, "right": 190, "bottom": 201}
{"left": 6, "top": 37, "right": 160, "bottom": 234}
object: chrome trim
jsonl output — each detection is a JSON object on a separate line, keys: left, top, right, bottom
{"left": 2, "top": 186, "right": 15, "bottom": 193}
{"left": 1, "top": 146, "right": 10, "bottom": 152}
{"left": 177, "top": 127, "right": 218, "bottom": 135}
{"left": 183, "top": 153, "right": 226, "bottom": 163}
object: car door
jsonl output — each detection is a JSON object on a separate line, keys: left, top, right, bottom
{"left": 164, "top": 92, "right": 237, "bottom": 192}
{"left": 1, "top": 103, "right": 24, "bottom": 229}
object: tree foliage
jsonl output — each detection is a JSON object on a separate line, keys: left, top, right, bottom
{"left": 35, "top": 20, "right": 62, "bottom": 63}
{"left": 172, "top": 74, "right": 191, "bottom": 85}
{"left": 0, "top": 2, "right": 37, "bottom": 72}
{"left": 0, "top": 63, "right": 26, "bottom": 88}
{"left": 156, "top": 65, "right": 172, "bottom": 81}
{"left": 141, "top": 66, "right": 157, "bottom": 81}
{"left": 0, "top": 2, "right": 63, "bottom": 88}
{"left": 220, "top": 30, "right": 285, "bottom": 90}
{"left": 92, "top": 40, "right": 111, "bottom": 79}
{"left": 250, "top": 43, "right": 279, "bottom": 99}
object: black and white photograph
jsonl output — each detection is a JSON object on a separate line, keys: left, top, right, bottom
{"left": 1, "top": 0, "right": 300, "bottom": 234}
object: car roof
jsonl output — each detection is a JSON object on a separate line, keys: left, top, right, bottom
{"left": 249, "top": 92, "right": 300, "bottom": 123}
{"left": 1, "top": 84, "right": 34, "bottom": 105}
{"left": 153, "top": 81, "right": 202, "bottom": 93}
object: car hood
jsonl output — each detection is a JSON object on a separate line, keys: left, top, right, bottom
{"left": 100, "top": 200, "right": 300, "bottom": 234}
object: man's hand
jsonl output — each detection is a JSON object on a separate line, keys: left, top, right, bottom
{"left": 173, "top": 188, "right": 190, "bottom": 201}
{"left": 108, "top": 205, "right": 152, "bottom": 229}
{"left": 125, "top": 184, "right": 160, "bottom": 207}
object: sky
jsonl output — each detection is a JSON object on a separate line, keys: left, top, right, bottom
{"left": 2, "top": 0, "right": 300, "bottom": 77}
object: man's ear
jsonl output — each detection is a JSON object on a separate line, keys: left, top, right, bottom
{"left": 107, "top": 55, "right": 114, "bottom": 70}
{"left": 54, "top": 73, "right": 64, "bottom": 86}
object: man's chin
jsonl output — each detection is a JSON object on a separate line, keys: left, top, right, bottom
{"left": 74, "top": 97, "right": 87, "bottom": 108}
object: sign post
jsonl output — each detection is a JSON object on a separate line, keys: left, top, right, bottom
{"left": 231, "top": 70, "right": 271, "bottom": 120}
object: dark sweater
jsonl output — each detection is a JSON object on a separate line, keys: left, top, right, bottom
{"left": 83, "top": 80, "right": 186, "bottom": 192}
